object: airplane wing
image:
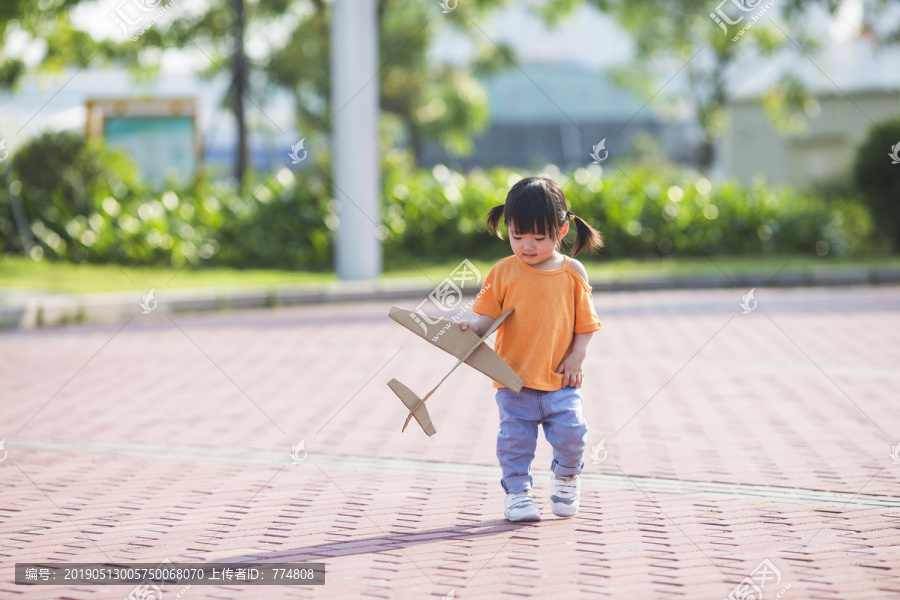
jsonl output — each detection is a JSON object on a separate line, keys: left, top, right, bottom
{"left": 389, "top": 305, "right": 524, "bottom": 392}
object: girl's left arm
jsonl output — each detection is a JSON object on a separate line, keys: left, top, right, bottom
{"left": 556, "top": 331, "right": 594, "bottom": 388}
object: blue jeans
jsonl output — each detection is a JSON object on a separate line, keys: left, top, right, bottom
{"left": 495, "top": 386, "right": 589, "bottom": 494}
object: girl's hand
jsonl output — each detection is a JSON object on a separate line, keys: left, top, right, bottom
{"left": 458, "top": 320, "right": 482, "bottom": 336}
{"left": 459, "top": 314, "right": 494, "bottom": 337}
{"left": 555, "top": 351, "right": 586, "bottom": 388}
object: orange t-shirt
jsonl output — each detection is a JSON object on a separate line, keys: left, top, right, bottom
{"left": 472, "top": 255, "right": 601, "bottom": 391}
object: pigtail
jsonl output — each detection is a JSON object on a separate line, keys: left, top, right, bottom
{"left": 570, "top": 215, "right": 604, "bottom": 256}
{"left": 486, "top": 204, "right": 506, "bottom": 239}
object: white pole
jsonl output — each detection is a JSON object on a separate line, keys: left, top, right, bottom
{"left": 331, "top": 0, "right": 381, "bottom": 281}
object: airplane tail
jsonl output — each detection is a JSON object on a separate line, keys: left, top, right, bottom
{"left": 387, "top": 378, "right": 436, "bottom": 436}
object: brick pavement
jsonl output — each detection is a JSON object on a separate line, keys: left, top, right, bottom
{"left": 1, "top": 286, "right": 899, "bottom": 599}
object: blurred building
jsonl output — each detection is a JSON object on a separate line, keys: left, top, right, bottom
{"left": 718, "top": 26, "right": 900, "bottom": 185}
{"left": 420, "top": 63, "right": 698, "bottom": 169}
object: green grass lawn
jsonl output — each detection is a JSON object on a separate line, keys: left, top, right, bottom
{"left": 1, "top": 254, "right": 898, "bottom": 295}
{"left": 387, "top": 255, "right": 900, "bottom": 284}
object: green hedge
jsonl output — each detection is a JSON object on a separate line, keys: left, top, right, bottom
{"left": 378, "top": 152, "right": 875, "bottom": 266}
{"left": 0, "top": 132, "right": 878, "bottom": 271}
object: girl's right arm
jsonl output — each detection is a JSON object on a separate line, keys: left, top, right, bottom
{"left": 459, "top": 314, "right": 497, "bottom": 337}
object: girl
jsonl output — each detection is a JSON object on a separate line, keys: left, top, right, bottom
{"left": 460, "top": 176, "right": 603, "bottom": 522}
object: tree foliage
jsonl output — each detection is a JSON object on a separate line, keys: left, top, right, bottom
{"left": 1, "top": 0, "right": 517, "bottom": 169}
{"left": 853, "top": 117, "right": 900, "bottom": 250}
{"left": 263, "top": 0, "right": 510, "bottom": 162}
{"left": 576, "top": 0, "right": 826, "bottom": 169}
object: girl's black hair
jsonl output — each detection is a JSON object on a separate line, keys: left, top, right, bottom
{"left": 486, "top": 176, "right": 604, "bottom": 256}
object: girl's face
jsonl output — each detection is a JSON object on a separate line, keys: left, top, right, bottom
{"left": 508, "top": 220, "right": 570, "bottom": 267}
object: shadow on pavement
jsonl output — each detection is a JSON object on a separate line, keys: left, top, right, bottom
{"left": 217, "top": 519, "right": 531, "bottom": 562}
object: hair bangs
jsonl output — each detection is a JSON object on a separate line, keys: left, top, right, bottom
{"left": 504, "top": 180, "right": 560, "bottom": 238}
{"left": 485, "top": 175, "right": 603, "bottom": 256}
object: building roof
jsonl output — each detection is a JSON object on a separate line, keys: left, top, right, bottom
{"left": 483, "top": 63, "right": 652, "bottom": 125}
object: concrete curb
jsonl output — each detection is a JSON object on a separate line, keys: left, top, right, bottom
{"left": 2, "top": 267, "right": 899, "bottom": 330}
{"left": 592, "top": 266, "right": 900, "bottom": 291}
{"left": 0, "top": 280, "right": 437, "bottom": 330}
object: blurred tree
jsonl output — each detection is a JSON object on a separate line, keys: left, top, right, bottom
{"left": 232, "top": 0, "right": 250, "bottom": 182}
{"left": 137, "top": 0, "right": 513, "bottom": 173}
{"left": 0, "top": 0, "right": 264, "bottom": 184}
{"left": 1, "top": 0, "right": 518, "bottom": 179}
{"left": 853, "top": 117, "right": 900, "bottom": 250}
{"left": 0, "top": 0, "right": 117, "bottom": 90}
{"left": 540, "top": 0, "right": 898, "bottom": 171}
{"left": 580, "top": 0, "right": 813, "bottom": 170}
{"left": 0, "top": 130, "right": 141, "bottom": 260}
{"left": 8, "top": 0, "right": 888, "bottom": 177}
{"left": 265, "top": 0, "right": 513, "bottom": 165}
{"left": 105, "top": 0, "right": 296, "bottom": 186}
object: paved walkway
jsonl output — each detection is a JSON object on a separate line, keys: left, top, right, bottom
{"left": 2, "top": 286, "right": 899, "bottom": 599}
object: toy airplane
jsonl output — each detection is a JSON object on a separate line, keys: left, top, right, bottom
{"left": 387, "top": 305, "right": 524, "bottom": 436}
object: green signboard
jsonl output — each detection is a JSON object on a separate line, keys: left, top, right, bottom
{"left": 104, "top": 117, "right": 195, "bottom": 185}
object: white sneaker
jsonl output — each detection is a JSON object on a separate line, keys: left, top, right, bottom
{"left": 550, "top": 475, "right": 580, "bottom": 517}
{"left": 504, "top": 491, "right": 541, "bottom": 522}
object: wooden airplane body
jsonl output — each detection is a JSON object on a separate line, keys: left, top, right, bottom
{"left": 388, "top": 305, "right": 524, "bottom": 436}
